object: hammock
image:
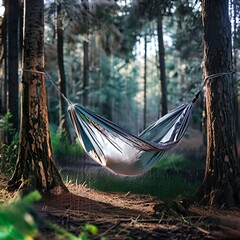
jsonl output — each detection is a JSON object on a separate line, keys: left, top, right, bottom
{"left": 68, "top": 100, "right": 194, "bottom": 175}
{"left": 66, "top": 72, "right": 231, "bottom": 176}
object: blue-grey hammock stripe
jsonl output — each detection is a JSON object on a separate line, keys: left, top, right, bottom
{"left": 67, "top": 102, "right": 193, "bottom": 175}
{"left": 65, "top": 71, "right": 233, "bottom": 175}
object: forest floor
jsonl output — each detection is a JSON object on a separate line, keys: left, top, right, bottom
{"left": 1, "top": 174, "right": 240, "bottom": 240}
{"left": 1, "top": 128, "right": 240, "bottom": 239}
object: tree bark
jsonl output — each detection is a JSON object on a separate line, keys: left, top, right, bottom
{"left": 143, "top": 34, "right": 147, "bottom": 129}
{"left": 1, "top": 0, "right": 8, "bottom": 116}
{"left": 57, "top": 2, "right": 69, "bottom": 136}
{"left": 157, "top": 15, "right": 167, "bottom": 116}
{"left": 101, "top": 35, "right": 112, "bottom": 121}
{"left": 7, "top": 0, "right": 19, "bottom": 133}
{"left": 8, "top": 0, "right": 68, "bottom": 194}
{"left": 82, "top": 0, "right": 89, "bottom": 106}
{"left": 82, "top": 40, "right": 89, "bottom": 106}
{"left": 232, "top": 0, "right": 239, "bottom": 137}
{"left": 201, "top": 0, "right": 240, "bottom": 207}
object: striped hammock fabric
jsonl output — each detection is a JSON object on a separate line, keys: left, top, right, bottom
{"left": 67, "top": 101, "right": 194, "bottom": 175}
{"left": 66, "top": 72, "right": 232, "bottom": 175}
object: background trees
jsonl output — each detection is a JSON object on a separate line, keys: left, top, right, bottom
{"left": 0, "top": 1, "right": 201, "bottom": 133}
{"left": 0, "top": 0, "right": 239, "bottom": 203}
{"left": 42, "top": 0, "right": 207, "bottom": 134}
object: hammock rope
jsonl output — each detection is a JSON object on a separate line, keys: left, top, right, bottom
{"left": 22, "top": 68, "right": 233, "bottom": 175}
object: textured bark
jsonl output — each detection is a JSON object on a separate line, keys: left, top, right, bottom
{"left": 8, "top": 0, "right": 19, "bottom": 132}
{"left": 201, "top": 0, "right": 240, "bottom": 207}
{"left": 57, "top": 2, "right": 68, "bottom": 136}
{"left": 8, "top": 0, "right": 68, "bottom": 194}
{"left": 157, "top": 15, "right": 168, "bottom": 117}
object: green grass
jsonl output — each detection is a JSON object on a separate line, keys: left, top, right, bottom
{"left": 92, "top": 171, "right": 199, "bottom": 201}
{"left": 60, "top": 153, "right": 202, "bottom": 201}
{"left": 50, "top": 127, "right": 204, "bottom": 201}
{"left": 155, "top": 153, "right": 205, "bottom": 171}
{"left": 50, "top": 128, "right": 83, "bottom": 164}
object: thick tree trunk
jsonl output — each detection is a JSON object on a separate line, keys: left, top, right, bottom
{"left": 57, "top": 2, "right": 68, "bottom": 136}
{"left": 8, "top": 0, "right": 19, "bottom": 133}
{"left": 201, "top": 0, "right": 240, "bottom": 207}
{"left": 8, "top": 0, "right": 68, "bottom": 194}
{"left": 157, "top": 15, "right": 167, "bottom": 117}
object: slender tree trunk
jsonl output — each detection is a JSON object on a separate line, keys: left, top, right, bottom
{"left": 101, "top": 34, "right": 112, "bottom": 121}
{"left": 57, "top": 2, "right": 68, "bottom": 135}
{"left": 1, "top": 0, "right": 8, "bottom": 115}
{"left": 8, "top": 0, "right": 68, "bottom": 194}
{"left": 18, "top": 0, "right": 24, "bottom": 70}
{"left": 232, "top": 0, "right": 239, "bottom": 137}
{"left": 200, "top": 0, "right": 240, "bottom": 207}
{"left": 82, "top": 40, "right": 89, "bottom": 106}
{"left": 82, "top": 0, "right": 89, "bottom": 106}
{"left": 157, "top": 15, "right": 167, "bottom": 116}
{"left": 0, "top": 11, "right": 7, "bottom": 115}
{"left": 0, "top": 0, "right": 8, "bottom": 144}
{"left": 101, "top": 53, "right": 112, "bottom": 121}
{"left": 0, "top": 10, "right": 5, "bottom": 144}
{"left": 143, "top": 34, "right": 147, "bottom": 129}
{"left": 8, "top": 0, "right": 19, "bottom": 133}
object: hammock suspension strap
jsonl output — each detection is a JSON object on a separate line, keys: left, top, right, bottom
{"left": 21, "top": 68, "right": 234, "bottom": 175}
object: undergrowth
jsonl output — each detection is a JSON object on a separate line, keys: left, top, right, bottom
{"left": 60, "top": 154, "right": 203, "bottom": 201}
{"left": 50, "top": 128, "right": 83, "bottom": 164}
{"left": 155, "top": 154, "right": 205, "bottom": 171}
{"left": 0, "top": 133, "right": 18, "bottom": 176}
{"left": 0, "top": 191, "right": 106, "bottom": 240}
{"left": 0, "top": 111, "right": 18, "bottom": 176}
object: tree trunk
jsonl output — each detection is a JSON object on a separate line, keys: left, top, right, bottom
{"left": 101, "top": 34, "right": 112, "bottom": 121}
{"left": 18, "top": 0, "right": 24, "bottom": 69}
{"left": 82, "top": 0, "right": 89, "bottom": 106}
{"left": 157, "top": 15, "right": 167, "bottom": 116}
{"left": 1, "top": 0, "right": 8, "bottom": 115}
{"left": 8, "top": 0, "right": 19, "bottom": 133}
{"left": 143, "top": 34, "right": 147, "bottom": 129}
{"left": 0, "top": 0, "right": 8, "bottom": 144}
{"left": 82, "top": 40, "right": 89, "bottom": 106}
{"left": 8, "top": 0, "right": 68, "bottom": 194}
{"left": 57, "top": 2, "right": 69, "bottom": 136}
{"left": 201, "top": 0, "right": 240, "bottom": 207}
{"left": 232, "top": 0, "right": 239, "bottom": 137}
